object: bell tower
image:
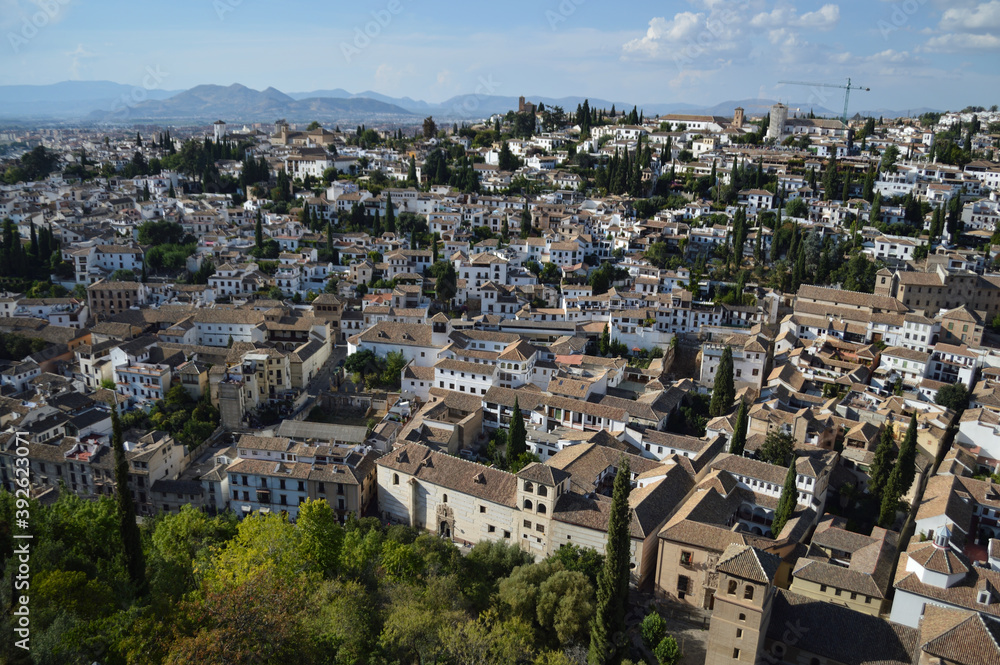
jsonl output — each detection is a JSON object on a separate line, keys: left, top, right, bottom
{"left": 733, "top": 107, "right": 745, "bottom": 129}
{"left": 705, "top": 544, "right": 781, "bottom": 665}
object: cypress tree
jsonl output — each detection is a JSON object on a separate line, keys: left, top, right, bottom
{"left": 300, "top": 201, "right": 311, "bottom": 229}
{"left": 868, "top": 426, "right": 895, "bottom": 501}
{"left": 878, "top": 414, "right": 919, "bottom": 527}
{"left": 28, "top": 221, "right": 37, "bottom": 257}
{"left": 38, "top": 224, "right": 51, "bottom": 262}
{"left": 588, "top": 457, "right": 633, "bottom": 665}
{"left": 385, "top": 191, "right": 396, "bottom": 233}
{"left": 896, "top": 414, "right": 919, "bottom": 496}
{"left": 508, "top": 398, "right": 526, "bottom": 461}
{"left": 112, "top": 407, "right": 146, "bottom": 594}
{"left": 255, "top": 209, "right": 264, "bottom": 250}
{"left": 709, "top": 346, "right": 736, "bottom": 417}
{"left": 878, "top": 479, "right": 900, "bottom": 528}
{"left": 771, "top": 461, "right": 798, "bottom": 538}
{"left": 871, "top": 191, "right": 882, "bottom": 226}
{"left": 729, "top": 400, "right": 748, "bottom": 455}
{"left": 407, "top": 157, "right": 417, "bottom": 185}
{"left": 769, "top": 219, "right": 779, "bottom": 263}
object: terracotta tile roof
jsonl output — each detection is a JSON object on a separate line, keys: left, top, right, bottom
{"left": 768, "top": 589, "right": 920, "bottom": 665}
{"left": 906, "top": 540, "right": 969, "bottom": 576}
{"left": 358, "top": 322, "right": 435, "bottom": 347}
{"left": 919, "top": 606, "right": 1000, "bottom": 665}
{"left": 922, "top": 611, "right": 1000, "bottom": 665}
{"left": 377, "top": 442, "right": 517, "bottom": 507}
{"left": 717, "top": 544, "right": 781, "bottom": 583}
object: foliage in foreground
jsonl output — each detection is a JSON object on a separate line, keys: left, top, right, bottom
{"left": 0, "top": 491, "right": 628, "bottom": 665}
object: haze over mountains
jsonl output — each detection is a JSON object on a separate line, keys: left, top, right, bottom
{"left": 0, "top": 81, "right": 938, "bottom": 123}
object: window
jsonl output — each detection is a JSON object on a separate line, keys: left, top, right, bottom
{"left": 736, "top": 629, "right": 743, "bottom": 638}
{"left": 738, "top": 613, "right": 746, "bottom": 622}
{"left": 536, "top": 524, "right": 545, "bottom": 533}
{"left": 733, "top": 648, "right": 740, "bottom": 659}
{"left": 744, "top": 585, "right": 754, "bottom": 600}
{"left": 834, "top": 589, "right": 842, "bottom": 596}
{"left": 728, "top": 580, "right": 738, "bottom": 595}
{"left": 524, "top": 499, "right": 533, "bottom": 510}
{"left": 487, "top": 525, "right": 495, "bottom": 533}
{"left": 479, "top": 505, "right": 486, "bottom": 514}
{"left": 820, "top": 584, "right": 827, "bottom": 592}
{"left": 680, "top": 551, "right": 693, "bottom": 565}
{"left": 392, "top": 473, "right": 399, "bottom": 485}
{"left": 537, "top": 485, "right": 548, "bottom": 497}
{"left": 523, "top": 519, "right": 531, "bottom": 528}
{"left": 677, "top": 575, "right": 690, "bottom": 598}
{"left": 850, "top": 592, "right": 857, "bottom": 601}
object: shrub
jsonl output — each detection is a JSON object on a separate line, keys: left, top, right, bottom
{"left": 655, "top": 635, "right": 682, "bottom": 665}
{"left": 640, "top": 611, "right": 667, "bottom": 648}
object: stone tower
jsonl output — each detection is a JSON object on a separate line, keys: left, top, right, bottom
{"left": 733, "top": 107, "right": 744, "bottom": 129}
{"left": 766, "top": 103, "right": 789, "bottom": 141}
{"left": 705, "top": 544, "right": 782, "bottom": 665}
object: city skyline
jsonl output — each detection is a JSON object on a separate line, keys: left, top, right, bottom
{"left": 1, "top": 0, "right": 997, "bottom": 112}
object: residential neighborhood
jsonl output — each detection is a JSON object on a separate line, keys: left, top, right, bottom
{"left": 3, "top": 94, "right": 1000, "bottom": 665}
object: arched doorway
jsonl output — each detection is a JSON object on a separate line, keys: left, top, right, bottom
{"left": 440, "top": 521, "right": 451, "bottom": 538}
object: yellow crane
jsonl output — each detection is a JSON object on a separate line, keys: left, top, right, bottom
{"left": 777, "top": 78, "right": 871, "bottom": 125}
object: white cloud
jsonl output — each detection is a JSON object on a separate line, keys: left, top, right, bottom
{"left": 621, "top": 3, "right": 747, "bottom": 65}
{"left": 924, "top": 32, "right": 1000, "bottom": 50}
{"left": 65, "top": 43, "right": 94, "bottom": 80}
{"left": 798, "top": 4, "right": 841, "bottom": 29}
{"left": 750, "top": 3, "right": 840, "bottom": 30}
{"left": 622, "top": 12, "right": 705, "bottom": 56}
{"left": 940, "top": 0, "right": 1000, "bottom": 30}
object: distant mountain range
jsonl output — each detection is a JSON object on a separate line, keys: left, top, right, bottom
{"left": 0, "top": 80, "right": 942, "bottom": 124}
{"left": 87, "top": 84, "right": 415, "bottom": 123}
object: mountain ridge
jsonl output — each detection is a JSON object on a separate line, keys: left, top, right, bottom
{"left": 0, "top": 80, "right": 943, "bottom": 122}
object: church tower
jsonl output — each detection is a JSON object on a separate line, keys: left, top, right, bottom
{"left": 705, "top": 544, "right": 782, "bottom": 665}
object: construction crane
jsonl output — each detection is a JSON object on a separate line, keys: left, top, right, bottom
{"left": 777, "top": 78, "right": 870, "bottom": 125}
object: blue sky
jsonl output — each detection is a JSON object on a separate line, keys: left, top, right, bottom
{"left": 1, "top": 0, "right": 998, "bottom": 111}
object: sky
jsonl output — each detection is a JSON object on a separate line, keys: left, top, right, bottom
{"left": 0, "top": 0, "right": 998, "bottom": 112}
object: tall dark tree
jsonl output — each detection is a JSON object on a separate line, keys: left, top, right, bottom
{"left": 588, "top": 457, "right": 632, "bottom": 665}
{"left": 385, "top": 191, "right": 396, "bottom": 233}
{"left": 300, "top": 201, "right": 311, "bottom": 229}
{"left": 894, "top": 414, "right": 919, "bottom": 497}
{"left": 407, "top": 157, "right": 417, "bottom": 186}
{"left": 255, "top": 209, "right": 264, "bottom": 251}
{"left": 508, "top": 398, "right": 527, "bottom": 461}
{"left": 112, "top": 407, "right": 146, "bottom": 594}
{"left": 770, "top": 461, "right": 798, "bottom": 538}
{"left": 709, "top": 346, "right": 735, "bottom": 417}
{"left": 729, "top": 400, "right": 748, "bottom": 456}
{"left": 520, "top": 198, "right": 531, "bottom": 239}
{"left": 868, "top": 426, "right": 895, "bottom": 501}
